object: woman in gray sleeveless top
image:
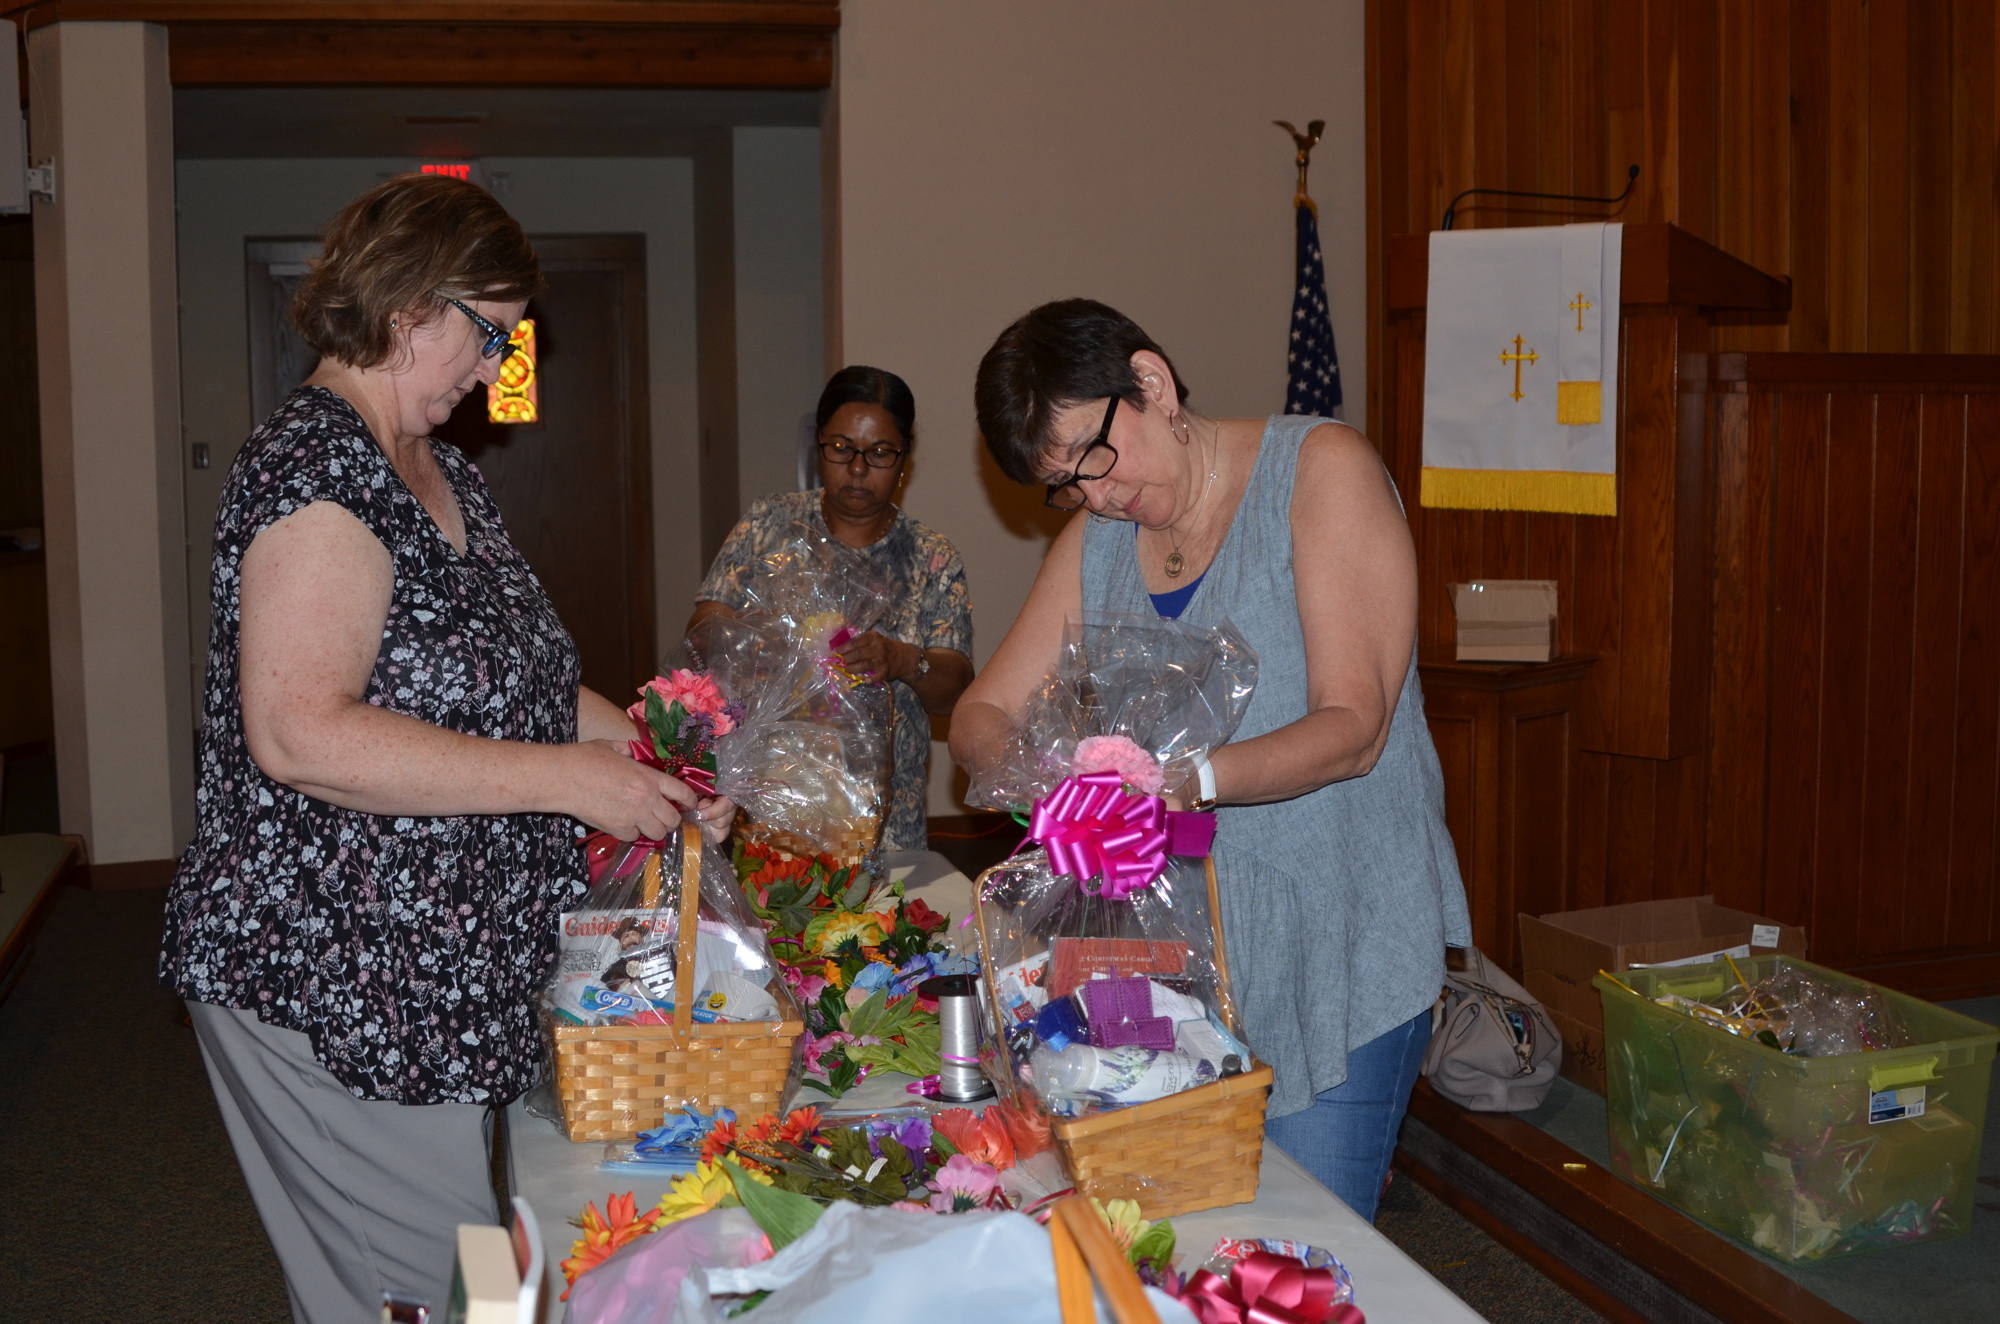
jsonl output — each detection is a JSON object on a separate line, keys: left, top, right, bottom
{"left": 955, "top": 300, "right": 1471, "bottom": 1221}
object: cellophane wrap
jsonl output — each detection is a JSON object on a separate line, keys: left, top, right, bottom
{"left": 690, "top": 525, "right": 896, "bottom": 870}
{"left": 543, "top": 837, "right": 795, "bottom": 1031}
{"left": 970, "top": 613, "right": 1259, "bottom": 1118}
{"left": 696, "top": 528, "right": 900, "bottom": 872}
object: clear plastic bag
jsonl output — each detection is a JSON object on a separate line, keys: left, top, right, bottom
{"left": 545, "top": 832, "right": 789, "bottom": 1029}
{"left": 691, "top": 525, "right": 896, "bottom": 871}
{"left": 970, "top": 614, "right": 1259, "bottom": 1119}
{"left": 968, "top": 613, "right": 1258, "bottom": 817}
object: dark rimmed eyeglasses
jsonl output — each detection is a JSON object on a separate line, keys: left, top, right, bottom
{"left": 1043, "top": 396, "right": 1121, "bottom": 511}
{"left": 817, "top": 435, "right": 907, "bottom": 469}
{"left": 444, "top": 296, "right": 519, "bottom": 362}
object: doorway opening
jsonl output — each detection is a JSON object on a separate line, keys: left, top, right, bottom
{"left": 174, "top": 86, "right": 825, "bottom": 716}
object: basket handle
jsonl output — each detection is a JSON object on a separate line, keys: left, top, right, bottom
{"left": 1051, "top": 1197, "right": 1161, "bottom": 1324}
{"left": 1203, "top": 854, "right": 1242, "bottom": 1032}
{"left": 673, "top": 825, "right": 702, "bottom": 1036}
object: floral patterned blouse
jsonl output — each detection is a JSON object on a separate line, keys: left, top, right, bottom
{"left": 160, "top": 386, "right": 589, "bottom": 1106}
{"left": 697, "top": 490, "right": 972, "bottom": 851}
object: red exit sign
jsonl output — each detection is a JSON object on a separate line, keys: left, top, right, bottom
{"left": 421, "top": 163, "right": 473, "bottom": 181}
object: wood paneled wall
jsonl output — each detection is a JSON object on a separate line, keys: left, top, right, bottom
{"left": 1366, "top": 0, "right": 2000, "bottom": 440}
{"left": 1708, "top": 356, "right": 2000, "bottom": 992}
{"left": 1367, "top": 0, "right": 2000, "bottom": 991}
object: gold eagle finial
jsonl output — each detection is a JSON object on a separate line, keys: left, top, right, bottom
{"left": 1274, "top": 119, "right": 1326, "bottom": 212}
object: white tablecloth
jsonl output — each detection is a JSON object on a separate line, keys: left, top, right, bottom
{"left": 510, "top": 852, "right": 1486, "bottom": 1323}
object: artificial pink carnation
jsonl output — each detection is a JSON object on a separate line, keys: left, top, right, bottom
{"left": 629, "top": 670, "right": 727, "bottom": 723}
{"left": 1071, "top": 735, "right": 1165, "bottom": 794}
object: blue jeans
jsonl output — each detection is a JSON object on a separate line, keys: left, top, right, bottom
{"left": 1264, "top": 1010, "right": 1432, "bottom": 1222}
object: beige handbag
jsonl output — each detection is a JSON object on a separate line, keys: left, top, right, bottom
{"left": 1421, "top": 948, "right": 1563, "bottom": 1111}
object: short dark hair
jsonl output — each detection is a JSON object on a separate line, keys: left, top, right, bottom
{"left": 974, "top": 298, "right": 1190, "bottom": 484}
{"left": 816, "top": 365, "right": 917, "bottom": 443}
{"left": 291, "top": 173, "right": 545, "bottom": 370}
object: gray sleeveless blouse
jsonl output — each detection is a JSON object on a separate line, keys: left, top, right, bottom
{"left": 1081, "top": 414, "right": 1472, "bottom": 1119}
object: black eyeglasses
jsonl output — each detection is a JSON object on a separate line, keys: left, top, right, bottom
{"left": 1043, "top": 396, "right": 1121, "bottom": 510}
{"left": 444, "top": 296, "right": 518, "bottom": 362}
{"left": 818, "top": 435, "right": 907, "bottom": 469}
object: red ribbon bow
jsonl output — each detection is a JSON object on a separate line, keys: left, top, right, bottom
{"left": 627, "top": 726, "right": 718, "bottom": 799}
{"left": 1025, "top": 771, "right": 1218, "bottom": 899}
{"left": 1182, "top": 1251, "right": 1361, "bottom": 1324}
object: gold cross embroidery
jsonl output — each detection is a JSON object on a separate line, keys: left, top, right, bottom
{"left": 1569, "top": 292, "right": 1592, "bottom": 332}
{"left": 1499, "top": 335, "right": 1539, "bottom": 402}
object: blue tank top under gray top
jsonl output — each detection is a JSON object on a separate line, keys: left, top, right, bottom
{"left": 1081, "top": 414, "right": 1471, "bottom": 1119}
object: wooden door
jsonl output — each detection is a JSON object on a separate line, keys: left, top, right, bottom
{"left": 435, "top": 235, "right": 654, "bottom": 704}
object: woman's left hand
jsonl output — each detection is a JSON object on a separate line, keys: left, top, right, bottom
{"left": 835, "top": 631, "right": 914, "bottom": 683}
{"left": 687, "top": 794, "right": 737, "bottom": 846}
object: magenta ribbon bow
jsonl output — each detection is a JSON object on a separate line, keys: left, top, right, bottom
{"left": 1026, "top": 771, "right": 1218, "bottom": 899}
{"left": 1181, "top": 1251, "right": 1361, "bottom": 1324}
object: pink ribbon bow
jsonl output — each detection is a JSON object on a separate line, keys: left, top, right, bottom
{"left": 1026, "top": 771, "right": 1218, "bottom": 899}
{"left": 1181, "top": 1251, "right": 1361, "bottom": 1324}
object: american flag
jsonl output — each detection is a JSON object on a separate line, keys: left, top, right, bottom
{"left": 1284, "top": 203, "right": 1343, "bottom": 416}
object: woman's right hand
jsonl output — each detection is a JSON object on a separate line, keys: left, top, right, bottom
{"left": 561, "top": 739, "right": 698, "bottom": 842}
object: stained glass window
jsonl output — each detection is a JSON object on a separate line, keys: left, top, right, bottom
{"left": 488, "top": 319, "right": 539, "bottom": 424}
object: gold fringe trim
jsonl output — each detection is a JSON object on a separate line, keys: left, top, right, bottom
{"left": 1421, "top": 467, "right": 1617, "bottom": 515}
{"left": 1556, "top": 380, "right": 1602, "bottom": 425}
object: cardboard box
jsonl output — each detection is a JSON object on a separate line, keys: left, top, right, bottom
{"left": 1535, "top": 994, "right": 1607, "bottom": 1094}
{"left": 1450, "top": 580, "right": 1556, "bottom": 662}
{"left": 1518, "top": 896, "right": 1807, "bottom": 1094}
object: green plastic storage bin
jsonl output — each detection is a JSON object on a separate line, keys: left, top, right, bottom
{"left": 1593, "top": 955, "right": 1997, "bottom": 1262}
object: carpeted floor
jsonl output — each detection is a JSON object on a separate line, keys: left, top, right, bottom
{"left": 1373, "top": 1171, "right": 1608, "bottom": 1323}
{"left": 0, "top": 884, "right": 292, "bottom": 1323}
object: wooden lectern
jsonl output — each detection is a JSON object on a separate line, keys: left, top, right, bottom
{"left": 1381, "top": 225, "right": 1790, "bottom": 964}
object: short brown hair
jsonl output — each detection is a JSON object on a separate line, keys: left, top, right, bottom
{"left": 291, "top": 173, "right": 545, "bottom": 370}
{"left": 975, "top": 298, "right": 1189, "bottom": 484}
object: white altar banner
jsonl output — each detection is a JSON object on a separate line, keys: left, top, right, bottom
{"left": 1421, "top": 222, "right": 1621, "bottom": 515}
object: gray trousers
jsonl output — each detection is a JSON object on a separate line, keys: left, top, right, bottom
{"left": 189, "top": 1002, "right": 498, "bottom": 1324}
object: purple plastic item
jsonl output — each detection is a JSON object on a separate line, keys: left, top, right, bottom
{"left": 1080, "top": 977, "right": 1178, "bottom": 1051}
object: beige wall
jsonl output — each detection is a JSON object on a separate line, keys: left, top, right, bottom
{"left": 734, "top": 126, "right": 825, "bottom": 505}
{"left": 31, "top": 21, "right": 194, "bottom": 862}
{"left": 831, "top": 0, "right": 1368, "bottom": 812}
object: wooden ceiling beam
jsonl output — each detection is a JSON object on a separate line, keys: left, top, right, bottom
{"left": 1, "top": 1, "right": 839, "bottom": 89}
{"left": 3, "top": 1, "right": 837, "bottom": 28}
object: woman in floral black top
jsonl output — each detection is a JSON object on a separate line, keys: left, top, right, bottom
{"left": 159, "top": 174, "right": 732, "bottom": 1324}
{"left": 689, "top": 367, "right": 974, "bottom": 851}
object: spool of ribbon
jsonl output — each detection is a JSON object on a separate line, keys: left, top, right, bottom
{"left": 1025, "top": 771, "right": 1219, "bottom": 898}
{"left": 1181, "top": 1251, "right": 1360, "bottom": 1324}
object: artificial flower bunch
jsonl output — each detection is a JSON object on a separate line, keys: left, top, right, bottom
{"left": 733, "top": 838, "right": 968, "bottom": 1096}
{"left": 626, "top": 669, "right": 742, "bottom": 795}
{"left": 562, "top": 1100, "right": 1061, "bottom": 1298}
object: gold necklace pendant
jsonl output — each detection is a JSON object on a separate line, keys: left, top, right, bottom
{"left": 1164, "top": 549, "right": 1186, "bottom": 578}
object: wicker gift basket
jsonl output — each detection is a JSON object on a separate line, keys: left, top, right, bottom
{"left": 544, "top": 827, "right": 804, "bottom": 1143}
{"left": 976, "top": 849, "right": 1273, "bottom": 1221}
{"left": 966, "top": 613, "right": 1269, "bottom": 1218}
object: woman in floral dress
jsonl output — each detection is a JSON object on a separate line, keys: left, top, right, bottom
{"left": 689, "top": 366, "right": 974, "bottom": 852}
{"left": 160, "top": 173, "right": 732, "bottom": 1323}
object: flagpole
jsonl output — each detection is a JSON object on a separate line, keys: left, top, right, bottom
{"left": 1275, "top": 119, "right": 1341, "bottom": 419}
